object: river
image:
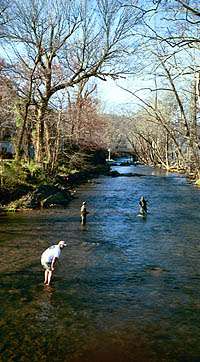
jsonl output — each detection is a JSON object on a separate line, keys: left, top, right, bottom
{"left": 0, "top": 163, "right": 200, "bottom": 362}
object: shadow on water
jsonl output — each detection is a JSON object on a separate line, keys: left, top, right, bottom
{"left": 1, "top": 164, "right": 200, "bottom": 361}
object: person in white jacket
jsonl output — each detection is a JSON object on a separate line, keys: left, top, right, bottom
{"left": 41, "top": 240, "right": 67, "bottom": 285}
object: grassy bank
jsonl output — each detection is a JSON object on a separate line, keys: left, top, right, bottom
{"left": 0, "top": 150, "right": 110, "bottom": 211}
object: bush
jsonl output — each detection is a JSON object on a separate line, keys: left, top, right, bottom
{"left": 1, "top": 160, "right": 50, "bottom": 188}
{"left": 1, "top": 160, "right": 28, "bottom": 187}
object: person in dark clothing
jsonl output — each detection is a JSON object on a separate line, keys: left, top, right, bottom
{"left": 139, "top": 196, "right": 148, "bottom": 215}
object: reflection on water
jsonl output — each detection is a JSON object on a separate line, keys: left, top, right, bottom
{"left": 1, "top": 164, "right": 200, "bottom": 361}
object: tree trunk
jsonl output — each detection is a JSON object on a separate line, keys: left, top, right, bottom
{"left": 15, "top": 103, "right": 30, "bottom": 161}
{"left": 51, "top": 111, "right": 61, "bottom": 173}
{"left": 35, "top": 104, "right": 47, "bottom": 164}
{"left": 44, "top": 121, "right": 51, "bottom": 169}
{"left": 165, "top": 133, "right": 169, "bottom": 170}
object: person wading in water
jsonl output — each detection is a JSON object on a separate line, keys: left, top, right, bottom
{"left": 41, "top": 240, "right": 67, "bottom": 286}
{"left": 80, "top": 201, "right": 88, "bottom": 225}
{"left": 139, "top": 196, "right": 148, "bottom": 216}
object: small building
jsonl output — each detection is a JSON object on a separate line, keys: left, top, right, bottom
{"left": 0, "top": 141, "right": 15, "bottom": 158}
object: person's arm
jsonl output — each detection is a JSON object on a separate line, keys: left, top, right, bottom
{"left": 51, "top": 257, "right": 58, "bottom": 271}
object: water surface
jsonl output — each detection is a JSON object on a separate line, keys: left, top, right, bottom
{"left": 1, "top": 164, "right": 200, "bottom": 362}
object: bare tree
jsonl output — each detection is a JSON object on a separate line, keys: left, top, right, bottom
{"left": 114, "top": 0, "right": 200, "bottom": 177}
{"left": 2, "top": 0, "right": 140, "bottom": 166}
{"left": 0, "top": 0, "right": 10, "bottom": 37}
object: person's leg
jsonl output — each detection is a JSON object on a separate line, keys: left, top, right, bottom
{"left": 44, "top": 269, "right": 49, "bottom": 284}
{"left": 46, "top": 270, "right": 53, "bottom": 286}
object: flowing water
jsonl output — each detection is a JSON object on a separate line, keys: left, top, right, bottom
{"left": 0, "top": 163, "right": 200, "bottom": 362}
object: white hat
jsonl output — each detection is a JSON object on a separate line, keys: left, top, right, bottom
{"left": 58, "top": 240, "right": 67, "bottom": 247}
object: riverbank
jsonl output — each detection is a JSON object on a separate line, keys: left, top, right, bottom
{"left": 0, "top": 163, "right": 110, "bottom": 212}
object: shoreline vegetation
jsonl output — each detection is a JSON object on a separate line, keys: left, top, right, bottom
{"left": 0, "top": 152, "right": 110, "bottom": 212}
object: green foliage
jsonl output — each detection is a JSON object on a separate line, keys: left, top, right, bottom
{"left": 15, "top": 114, "right": 23, "bottom": 128}
{"left": 1, "top": 160, "right": 28, "bottom": 187}
{"left": 24, "top": 160, "right": 42, "bottom": 177}
{"left": 1, "top": 160, "right": 49, "bottom": 188}
{"left": 22, "top": 160, "right": 49, "bottom": 184}
{"left": 57, "top": 164, "right": 71, "bottom": 175}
